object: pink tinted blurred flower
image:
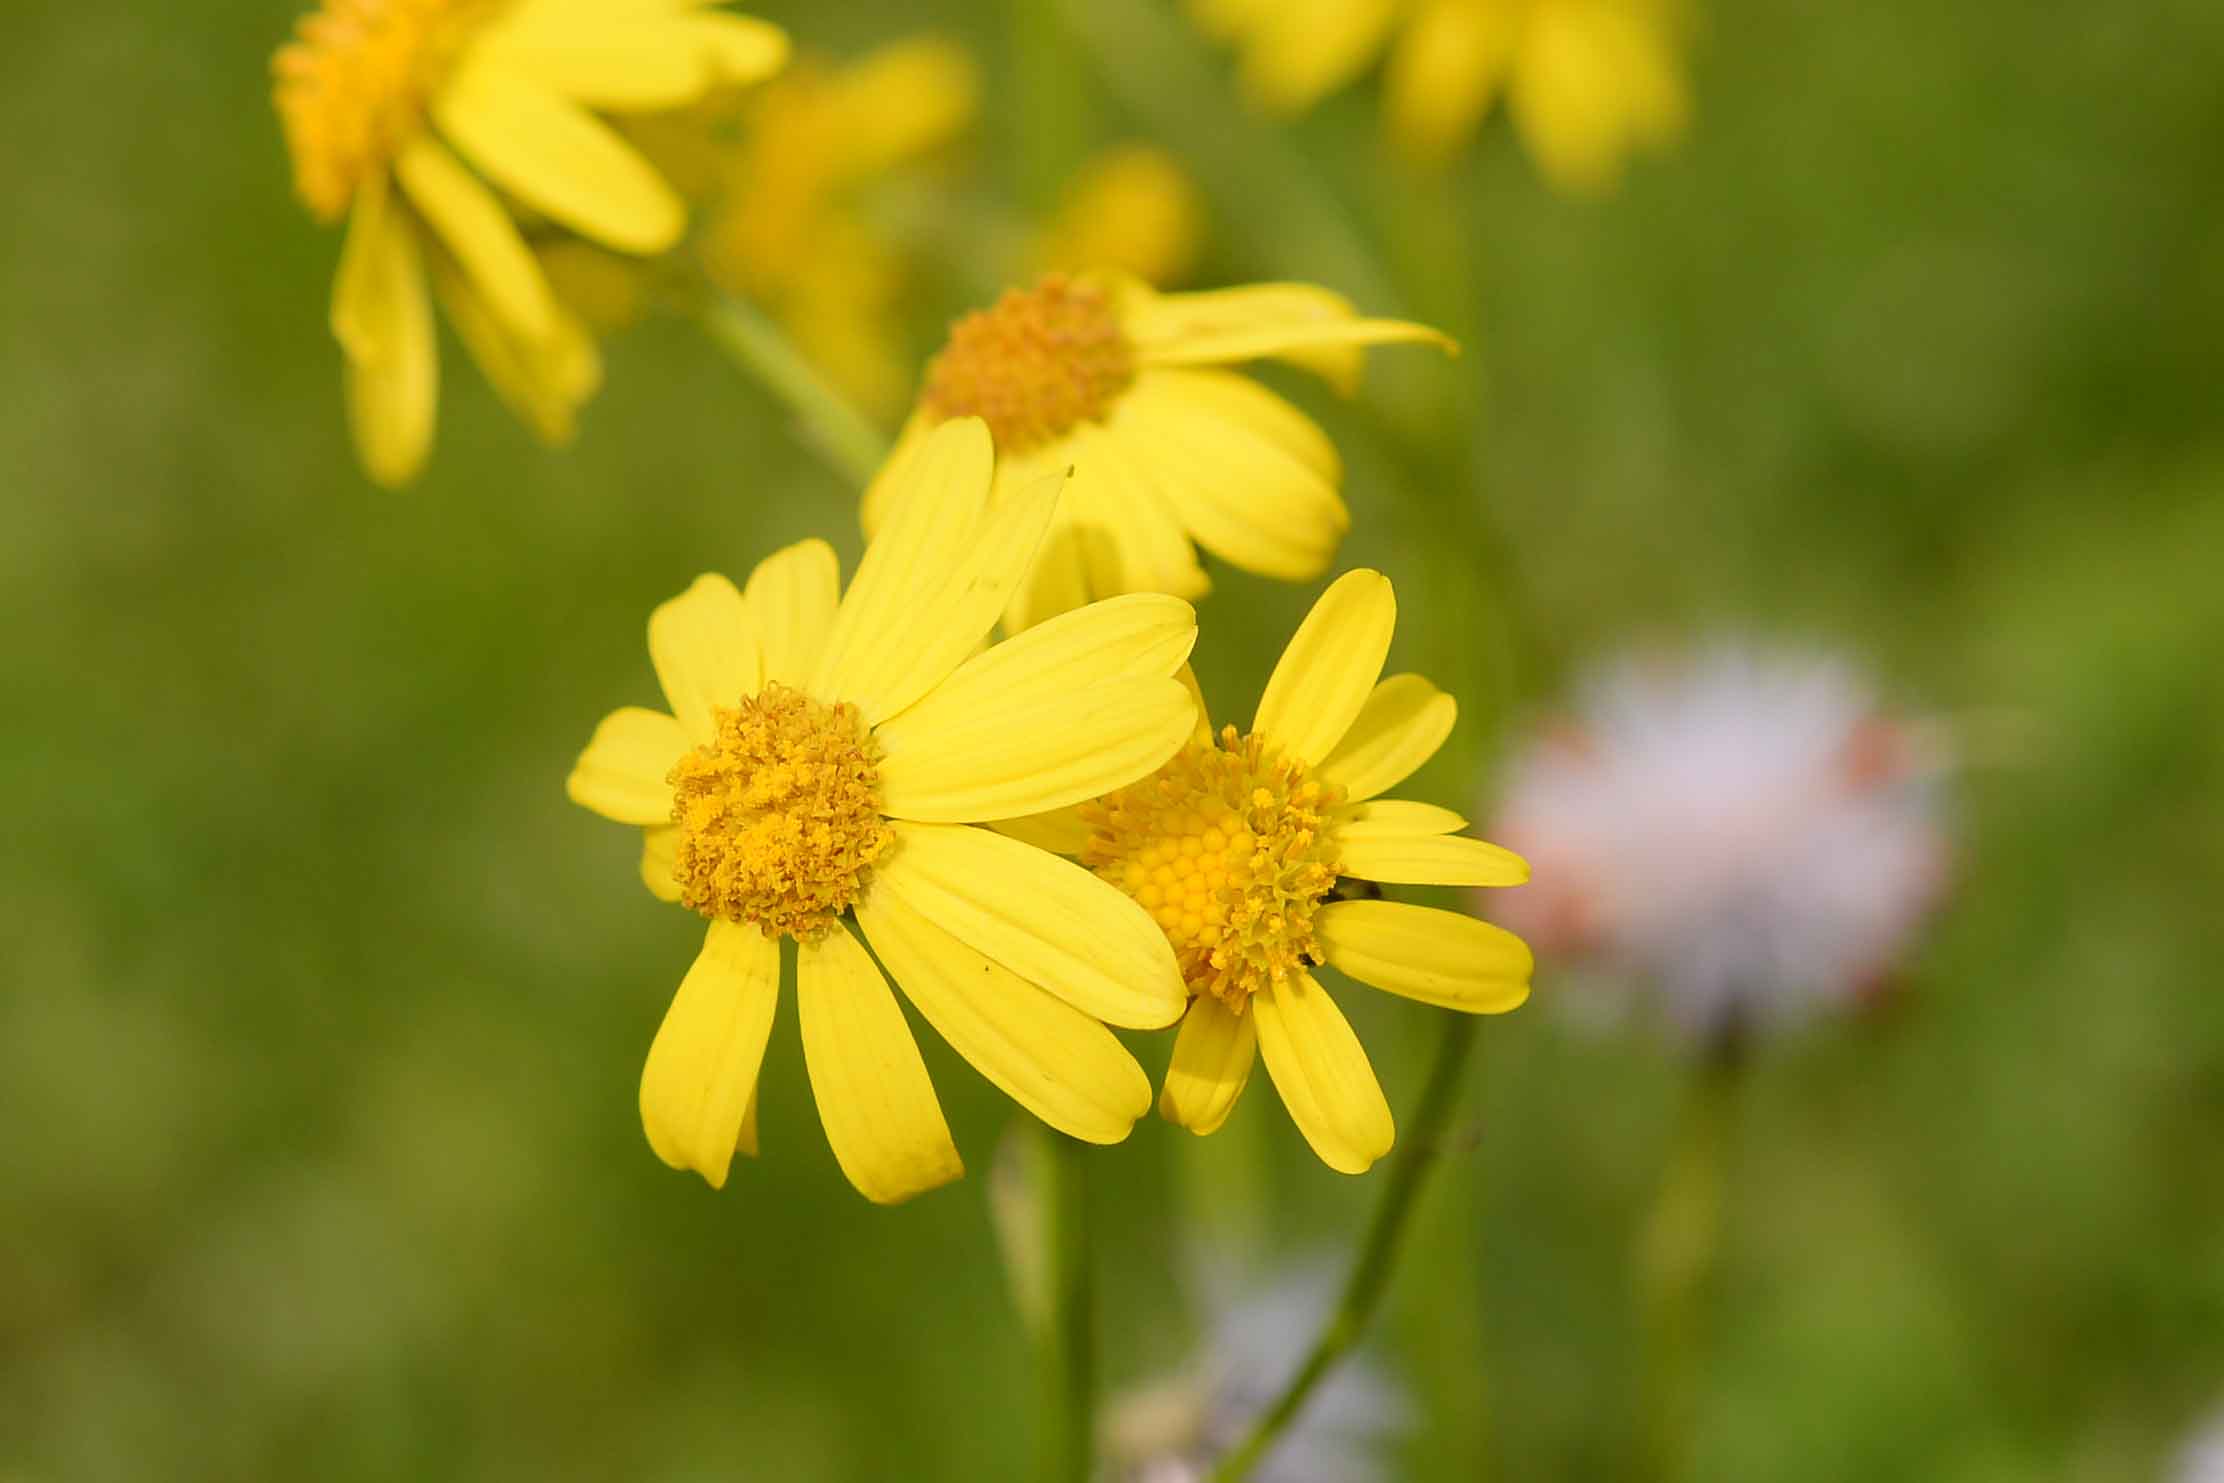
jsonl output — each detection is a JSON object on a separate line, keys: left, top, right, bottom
{"left": 1486, "top": 645, "right": 1951, "bottom": 1046}
{"left": 2178, "top": 1408, "right": 2224, "bottom": 1483}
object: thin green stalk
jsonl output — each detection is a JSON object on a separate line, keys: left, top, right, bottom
{"left": 696, "top": 294, "right": 891, "bottom": 487}
{"left": 1634, "top": 1045, "right": 1742, "bottom": 1483}
{"left": 1211, "top": 1013, "right": 1481, "bottom": 1483}
{"left": 1040, "top": 1126, "right": 1096, "bottom": 1483}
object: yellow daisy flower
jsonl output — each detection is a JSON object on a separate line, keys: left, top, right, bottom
{"left": 271, "top": 0, "right": 789, "bottom": 485}
{"left": 1080, "top": 570, "right": 1534, "bottom": 1173}
{"left": 566, "top": 419, "right": 1198, "bottom": 1204}
{"left": 864, "top": 275, "right": 1451, "bottom": 632}
{"left": 1194, "top": 0, "right": 1689, "bottom": 194}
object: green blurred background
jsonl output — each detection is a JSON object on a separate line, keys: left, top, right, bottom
{"left": 6, "top": 0, "right": 2223, "bottom": 1479}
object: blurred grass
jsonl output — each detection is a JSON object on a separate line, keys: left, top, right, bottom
{"left": 4, "top": 0, "right": 2223, "bottom": 1479}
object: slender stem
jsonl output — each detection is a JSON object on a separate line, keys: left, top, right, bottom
{"left": 696, "top": 294, "right": 891, "bottom": 487}
{"left": 1634, "top": 1046, "right": 1741, "bottom": 1483}
{"left": 1211, "top": 1013, "right": 1481, "bottom": 1483}
{"left": 1039, "top": 1126, "right": 1095, "bottom": 1483}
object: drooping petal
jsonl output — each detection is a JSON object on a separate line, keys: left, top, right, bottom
{"left": 875, "top": 822, "right": 1187, "bottom": 1030}
{"left": 1118, "top": 280, "right": 1445, "bottom": 394}
{"left": 1329, "top": 799, "right": 1468, "bottom": 838}
{"left": 430, "top": 248, "right": 602, "bottom": 446}
{"left": 1135, "top": 316, "right": 1454, "bottom": 376}
{"left": 857, "top": 888, "right": 1152, "bottom": 1144}
{"left": 1316, "top": 674, "right": 1457, "bottom": 801}
{"left": 1338, "top": 832, "right": 1530, "bottom": 887}
{"left": 638, "top": 920, "right": 780, "bottom": 1188}
{"left": 1254, "top": 569, "right": 1396, "bottom": 764}
{"left": 566, "top": 706, "right": 688, "bottom": 823}
{"left": 640, "top": 824, "right": 682, "bottom": 902}
{"left": 1382, "top": 0, "right": 1518, "bottom": 164}
{"left": 795, "top": 922, "right": 964, "bottom": 1204}
{"left": 1110, "top": 371, "right": 1348, "bottom": 582}
{"left": 392, "top": 133, "right": 556, "bottom": 345}
{"left": 874, "top": 594, "right": 1198, "bottom": 820}
{"left": 332, "top": 175, "right": 437, "bottom": 486}
{"left": 1253, "top": 971, "right": 1394, "bottom": 1174}
{"left": 1060, "top": 424, "right": 1216, "bottom": 601}
{"left": 1316, "top": 900, "right": 1531, "bottom": 1013}
{"left": 815, "top": 419, "right": 1060, "bottom": 723}
{"left": 1158, "top": 996, "right": 1257, "bottom": 1135}
{"left": 649, "top": 573, "right": 763, "bottom": 744}
{"left": 742, "top": 538, "right": 840, "bottom": 688}
{"left": 434, "top": 57, "right": 686, "bottom": 253}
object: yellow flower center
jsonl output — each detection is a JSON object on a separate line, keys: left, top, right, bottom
{"left": 666, "top": 684, "right": 895, "bottom": 940}
{"left": 272, "top": 0, "right": 489, "bottom": 221}
{"left": 920, "top": 275, "right": 1135, "bottom": 453}
{"left": 1081, "top": 726, "right": 1345, "bottom": 1014}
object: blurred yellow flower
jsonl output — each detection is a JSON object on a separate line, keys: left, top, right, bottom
{"left": 566, "top": 419, "right": 1198, "bottom": 1203}
{"left": 867, "top": 275, "right": 1450, "bottom": 631}
{"left": 1082, "top": 570, "right": 1533, "bottom": 1173}
{"left": 1033, "top": 145, "right": 1208, "bottom": 289}
{"left": 702, "top": 37, "right": 981, "bottom": 416}
{"left": 1194, "top": 0, "right": 1689, "bottom": 194}
{"left": 271, "top": 0, "right": 787, "bottom": 485}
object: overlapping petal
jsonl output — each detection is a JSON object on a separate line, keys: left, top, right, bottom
{"left": 649, "top": 574, "right": 763, "bottom": 743}
{"left": 1317, "top": 674, "right": 1457, "bottom": 801}
{"left": 1338, "top": 832, "right": 1530, "bottom": 887}
{"left": 1317, "top": 900, "right": 1532, "bottom": 1013}
{"left": 567, "top": 706, "right": 688, "bottom": 823}
{"left": 1253, "top": 972, "right": 1394, "bottom": 1174}
{"left": 1159, "top": 996, "right": 1258, "bottom": 1135}
{"left": 639, "top": 920, "right": 780, "bottom": 1188}
{"left": 742, "top": 538, "right": 840, "bottom": 688}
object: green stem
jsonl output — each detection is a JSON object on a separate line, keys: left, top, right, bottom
{"left": 1634, "top": 1047, "right": 1741, "bottom": 1483}
{"left": 1211, "top": 1013, "right": 1481, "bottom": 1483}
{"left": 1039, "top": 1127, "right": 1095, "bottom": 1483}
{"left": 696, "top": 294, "right": 891, "bottom": 487}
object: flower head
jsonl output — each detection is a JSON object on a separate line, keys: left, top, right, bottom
{"left": 869, "top": 279, "right": 1452, "bottom": 632}
{"left": 1486, "top": 645, "right": 1952, "bottom": 1048}
{"left": 566, "top": 419, "right": 1200, "bottom": 1202}
{"left": 1193, "top": 0, "right": 1689, "bottom": 194}
{"left": 1080, "top": 570, "right": 1532, "bottom": 1174}
{"left": 1102, "top": 1258, "right": 1409, "bottom": 1483}
{"left": 272, "top": 0, "right": 789, "bottom": 484}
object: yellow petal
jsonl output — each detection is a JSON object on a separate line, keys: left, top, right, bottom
{"left": 876, "top": 822, "right": 1187, "bottom": 1030}
{"left": 686, "top": 13, "right": 791, "bottom": 86}
{"left": 1159, "top": 996, "right": 1257, "bottom": 1135}
{"left": 640, "top": 824, "right": 682, "bottom": 901}
{"left": 1234, "top": 0, "right": 1399, "bottom": 114}
{"left": 332, "top": 176, "right": 437, "bottom": 487}
{"left": 796, "top": 922, "right": 963, "bottom": 1204}
{"left": 1135, "top": 316, "right": 1454, "bottom": 376}
{"left": 1316, "top": 674, "right": 1457, "bottom": 801}
{"left": 1254, "top": 569, "right": 1397, "bottom": 764}
{"left": 1338, "top": 832, "right": 1530, "bottom": 887}
{"left": 986, "top": 806, "right": 1092, "bottom": 856}
{"left": 1110, "top": 372, "right": 1348, "bottom": 582}
{"left": 1064, "top": 423, "right": 1216, "bottom": 598}
{"left": 649, "top": 573, "right": 763, "bottom": 743}
{"left": 1316, "top": 900, "right": 1531, "bottom": 1013}
{"left": 878, "top": 676, "right": 1196, "bottom": 822}
{"left": 1253, "top": 971, "right": 1394, "bottom": 1174}
{"left": 1330, "top": 799, "right": 1468, "bottom": 838}
{"left": 392, "top": 133, "right": 555, "bottom": 345}
{"left": 742, "top": 538, "right": 840, "bottom": 688}
{"left": 566, "top": 706, "right": 687, "bottom": 824}
{"left": 826, "top": 36, "right": 979, "bottom": 178}
{"left": 1118, "top": 280, "right": 1440, "bottom": 394}
{"left": 639, "top": 920, "right": 779, "bottom": 1188}
{"left": 814, "top": 419, "right": 1053, "bottom": 722}
{"left": 874, "top": 594, "right": 1199, "bottom": 820}
{"left": 478, "top": 9, "right": 786, "bottom": 109}
{"left": 856, "top": 413, "right": 934, "bottom": 539}
{"left": 1382, "top": 0, "right": 1518, "bottom": 165}
{"left": 430, "top": 250, "right": 602, "bottom": 446}
{"left": 1178, "top": 663, "right": 1215, "bottom": 748}
{"left": 435, "top": 57, "right": 686, "bottom": 253}
{"left": 857, "top": 887, "right": 1152, "bottom": 1144}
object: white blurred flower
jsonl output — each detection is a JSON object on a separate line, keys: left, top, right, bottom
{"left": 2176, "top": 1407, "right": 2224, "bottom": 1483}
{"left": 1100, "top": 1260, "right": 1408, "bottom": 1483}
{"left": 1486, "top": 644, "right": 1951, "bottom": 1047}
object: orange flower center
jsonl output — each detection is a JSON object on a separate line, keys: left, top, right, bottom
{"left": 272, "top": 0, "right": 488, "bottom": 221}
{"left": 1082, "top": 726, "right": 1344, "bottom": 1012}
{"left": 666, "top": 684, "right": 894, "bottom": 940}
{"left": 920, "top": 275, "right": 1135, "bottom": 453}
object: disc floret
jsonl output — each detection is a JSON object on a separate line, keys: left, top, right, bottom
{"left": 1082, "top": 726, "right": 1343, "bottom": 1012}
{"left": 920, "top": 275, "right": 1135, "bottom": 453}
{"left": 666, "top": 683, "right": 894, "bottom": 939}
